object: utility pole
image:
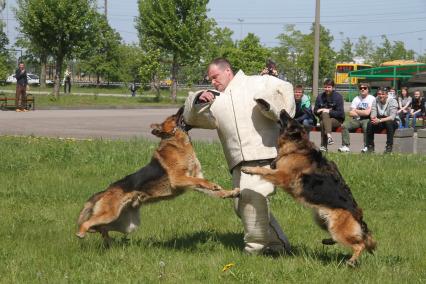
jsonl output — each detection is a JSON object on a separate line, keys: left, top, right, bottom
{"left": 312, "top": 0, "right": 320, "bottom": 98}
{"left": 104, "top": 0, "right": 107, "bottom": 18}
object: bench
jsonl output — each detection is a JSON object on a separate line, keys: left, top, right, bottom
{"left": 0, "top": 93, "right": 35, "bottom": 110}
{"left": 309, "top": 126, "right": 387, "bottom": 134}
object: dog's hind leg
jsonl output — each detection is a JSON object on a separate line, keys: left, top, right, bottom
{"left": 346, "top": 243, "right": 365, "bottom": 267}
{"left": 101, "top": 230, "right": 113, "bottom": 247}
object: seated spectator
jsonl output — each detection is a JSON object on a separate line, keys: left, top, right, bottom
{"left": 294, "top": 84, "right": 316, "bottom": 128}
{"left": 365, "top": 88, "right": 399, "bottom": 154}
{"left": 387, "top": 87, "right": 397, "bottom": 100}
{"left": 410, "top": 90, "right": 425, "bottom": 128}
{"left": 338, "top": 82, "right": 375, "bottom": 153}
{"left": 314, "top": 79, "right": 345, "bottom": 152}
{"left": 397, "top": 87, "right": 412, "bottom": 128}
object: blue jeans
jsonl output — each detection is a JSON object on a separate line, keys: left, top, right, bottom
{"left": 411, "top": 112, "right": 423, "bottom": 128}
{"left": 398, "top": 112, "right": 410, "bottom": 128}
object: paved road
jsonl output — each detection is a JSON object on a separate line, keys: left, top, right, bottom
{"left": 0, "top": 108, "right": 396, "bottom": 153}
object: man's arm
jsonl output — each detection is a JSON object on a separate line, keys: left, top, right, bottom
{"left": 183, "top": 90, "right": 218, "bottom": 129}
{"left": 253, "top": 78, "right": 295, "bottom": 121}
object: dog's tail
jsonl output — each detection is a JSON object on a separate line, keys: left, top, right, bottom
{"left": 361, "top": 220, "right": 377, "bottom": 254}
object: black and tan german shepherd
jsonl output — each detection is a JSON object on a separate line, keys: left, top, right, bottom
{"left": 76, "top": 107, "right": 239, "bottom": 244}
{"left": 242, "top": 110, "right": 376, "bottom": 266}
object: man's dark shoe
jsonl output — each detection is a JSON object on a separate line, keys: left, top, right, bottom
{"left": 384, "top": 145, "right": 393, "bottom": 154}
{"left": 321, "top": 238, "right": 336, "bottom": 245}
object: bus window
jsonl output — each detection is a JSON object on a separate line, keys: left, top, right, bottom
{"left": 336, "top": 65, "right": 354, "bottom": 73}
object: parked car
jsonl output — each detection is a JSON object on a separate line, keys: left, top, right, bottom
{"left": 6, "top": 73, "right": 41, "bottom": 85}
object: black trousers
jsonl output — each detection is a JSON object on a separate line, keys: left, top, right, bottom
{"left": 366, "top": 120, "right": 398, "bottom": 147}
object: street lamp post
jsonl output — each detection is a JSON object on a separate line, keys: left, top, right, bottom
{"left": 237, "top": 18, "right": 244, "bottom": 40}
{"left": 312, "top": 0, "right": 320, "bottom": 98}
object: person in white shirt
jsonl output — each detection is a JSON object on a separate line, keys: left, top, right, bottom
{"left": 338, "top": 83, "right": 375, "bottom": 153}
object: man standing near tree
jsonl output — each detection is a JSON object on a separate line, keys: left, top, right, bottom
{"left": 15, "top": 62, "right": 28, "bottom": 112}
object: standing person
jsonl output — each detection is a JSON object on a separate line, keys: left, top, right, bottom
{"left": 129, "top": 82, "right": 137, "bottom": 97}
{"left": 15, "top": 62, "right": 28, "bottom": 112}
{"left": 313, "top": 79, "right": 345, "bottom": 152}
{"left": 184, "top": 58, "right": 295, "bottom": 256}
{"left": 338, "top": 83, "right": 375, "bottom": 153}
{"left": 64, "top": 68, "right": 71, "bottom": 94}
{"left": 410, "top": 90, "right": 425, "bottom": 128}
{"left": 294, "top": 84, "right": 316, "bottom": 127}
{"left": 397, "top": 87, "right": 412, "bottom": 128}
{"left": 365, "top": 88, "right": 399, "bottom": 153}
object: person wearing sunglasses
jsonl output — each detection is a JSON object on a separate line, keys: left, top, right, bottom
{"left": 338, "top": 83, "right": 375, "bottom": 153}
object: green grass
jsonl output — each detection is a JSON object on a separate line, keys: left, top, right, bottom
{"left": 0, "top": 136, "right": 425, "bottom": 283}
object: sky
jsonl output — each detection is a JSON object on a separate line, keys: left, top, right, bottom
{"left": 2, "top": 0, "right": 426, "bottom": 58}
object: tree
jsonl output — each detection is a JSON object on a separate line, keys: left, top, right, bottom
{"left": 370, "top": 36, "right": 416, "bottom": 66}
{"left": 0, "top": 21, "right": 10, "bottom": 81}
{"left": 225, "top": 33, "right": 270, "bottom": 75}
{"left": 15, "top": 0, "right": 97, "bottom": 97}
{"left": 79, "top": 13, "right": 122, "bottom": 85}
{"left": 275, "top": 24, "right": 335, "bottom": 85}
{"left": 336, "top": 37, "right": 354, "bottom": 63}
{"left": 137, "top": 0, "right": 211, "bottom": 101}
{"left": 354, "top": 36, "right": 375, "bottom": 63}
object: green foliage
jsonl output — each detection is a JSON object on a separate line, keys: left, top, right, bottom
{"left": 15, "top": 0, "right": 98, "bottom": 96}
{"left": 335, "top": 37, "right": 354, "bottom": 63}
{"left": 0, "top": 136, "right": 425, "bottom": 282}
{"left": 0, "top": 21, "right": 10, "bottom": 80}
{"left": 116, "top": 44, "right": 143, "bottom": 83}
{"left": 137, "top": 0, "right": 211, "bottom": 99}
{"left": 274, "top": 24, "right": 336, "bottom": 85}
{"left": 370, "top": 36, "right": 416, "bottom": 66}
{"left": 225, "top": 33, "right": 270, "bottom": 75}
{"left": 79, "top": 14, "right": 122, "bottom": 83}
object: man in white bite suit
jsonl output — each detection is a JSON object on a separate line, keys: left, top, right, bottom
{"left": 183, "top": 58, "right": 295, "bottom": 255}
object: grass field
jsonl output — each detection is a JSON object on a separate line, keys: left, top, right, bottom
{"left": 0, "top": 136, "right": 425, "bottom": 283}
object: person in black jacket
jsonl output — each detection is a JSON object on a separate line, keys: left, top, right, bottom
{"left": 314, "top": 79, "right": 345, "bottom": 152}
{"left": 15, "top": 62, "right": 28, "bottom": 112}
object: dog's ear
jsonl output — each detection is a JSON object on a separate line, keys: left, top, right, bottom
{"left": 278, "top": 109, "right": 291, "bottom": 128}
{"left": 150, "top": 123, "right": 162, "bottom": 137}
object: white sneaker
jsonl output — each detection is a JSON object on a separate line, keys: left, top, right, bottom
{"left": 338, "top": 145, "right": 350, "bottom": 152}
{"left": 361, "top": 147, "right": 368, "bottom": 153}
{"left": 319, "top": 146, "right": 327, "bottom": 152}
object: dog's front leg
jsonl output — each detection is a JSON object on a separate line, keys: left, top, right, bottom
{"left": 241, "top": 166, "right": 292, "bottom": 187}
{"left": 173, "top": 176, "right": 223, "bottom": 191}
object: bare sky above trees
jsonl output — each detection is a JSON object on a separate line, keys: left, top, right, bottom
{"left": 2, "top": 0, "right": 426, "bottom": 55}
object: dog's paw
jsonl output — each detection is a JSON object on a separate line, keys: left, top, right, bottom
{"left": 211, "top": 184, "right": 223, "bottom": 191}
{"left": 241, "top": 167, "right": 253, "bottom": 174}
{"left": 346, "top": 259, "right": 358, "bottom": 268}
{"left": 76, "top": 232, "right": 86, "bottom": 239}
{"left": 223, "top": 188, "right": 240, "bottom": 198}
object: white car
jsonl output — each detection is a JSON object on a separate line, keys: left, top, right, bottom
{"left": 6, "top": 73, "right": 40, "bottom": 85}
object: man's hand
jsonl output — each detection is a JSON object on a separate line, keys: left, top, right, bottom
{"left": 198, "top": 91, "right": 216, "bottom": 103}
{"left": 321, "top": 108, "right": 330, "bottom": 113}
{"left": 371, "top": 117, "right": 380, "bottom": 125}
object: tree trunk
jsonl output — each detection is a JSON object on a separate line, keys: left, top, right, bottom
{"left": 170, "top": 55, "right": 178, "bottom": 103}
{"left": 40, "top": 54, "right": 47, "bottom": 88}
{"left": 151, "top": 74, "right": 160, "bottom": 101}
{"left": 96, "top": 73, "right": 100, "bottom": 87}
{"left": 53, "top": 56, "right": 63, "bottom": 98}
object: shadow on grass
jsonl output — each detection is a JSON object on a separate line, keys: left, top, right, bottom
{"left": 140, "top": 230, "right": 245, "bottom": 251}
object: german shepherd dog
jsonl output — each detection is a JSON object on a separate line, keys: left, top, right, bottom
{"left": 76, "top": 107, "right": 239, "bottom": 244}
{"left": 241, "top": 110, "right": 376, "bottom": 266}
